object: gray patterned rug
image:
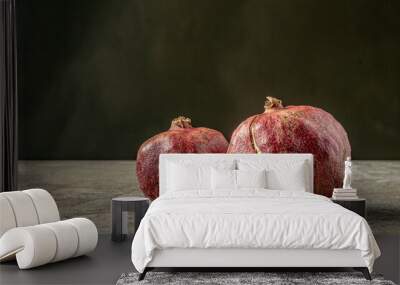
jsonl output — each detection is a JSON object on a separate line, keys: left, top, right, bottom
{"left": 116, "top": 272, "right": 396, "bottom": 285}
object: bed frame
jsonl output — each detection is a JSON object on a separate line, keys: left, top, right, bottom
{"left": 139, "top": 154, "right": 371, "bottom": 281}
{"left": 139, "top": 248, "right": 370, "bottom": 280}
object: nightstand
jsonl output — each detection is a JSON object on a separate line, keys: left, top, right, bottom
{"left": 111, "top": 196, "right": 150, "bottom": 241}
{"left": 331, "top": 198, "right": 366, "bottom": 218}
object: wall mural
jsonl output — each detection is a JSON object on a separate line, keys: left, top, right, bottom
{"left": 14, "top": 0, "right": 400, "bottom": 244}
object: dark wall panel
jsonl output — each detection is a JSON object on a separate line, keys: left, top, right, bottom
{"left": 18, "top": 0, "right": 400, "bottom": 159}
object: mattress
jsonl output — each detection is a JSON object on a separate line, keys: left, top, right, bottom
{"left": 131, "top": 190, "right": 380, "bottom": 273}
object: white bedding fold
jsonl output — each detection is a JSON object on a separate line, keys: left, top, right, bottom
{"left": 131, "top": 190, "right": 380, "bottom": 273}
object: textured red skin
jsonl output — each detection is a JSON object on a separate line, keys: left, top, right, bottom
{"left": 228, "top": 104, "right": 351, "bottom": 197}
{"left": 136, "top": 121, "right": 229, "bottom": 200}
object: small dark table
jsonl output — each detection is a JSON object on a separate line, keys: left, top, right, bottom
{"left": 111, "top": 196, "right": 150, "bottom": 242}
{"left": 331, "top": 198, "right": 366, "bottom": 218}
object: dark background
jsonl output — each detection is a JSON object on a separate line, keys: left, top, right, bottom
{"left": 17, "top": 0, "right": 400, "bottom": 160}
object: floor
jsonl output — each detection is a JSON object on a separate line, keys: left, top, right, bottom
{"left": 1, "top": 235, "right": 399, "bottom": 285}
{"left": 0, "top": 235, "right": 134, "bottom": 285}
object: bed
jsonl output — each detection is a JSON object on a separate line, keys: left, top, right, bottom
{"left": 131, "top": 154, "right": 380, "bottom": 280}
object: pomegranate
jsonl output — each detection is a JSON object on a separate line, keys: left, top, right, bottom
{"left": 136, "top": 116, "right": 229, "bottom": 199}
{"left": 228, "top": 97, "right": 351, "bottom": 197}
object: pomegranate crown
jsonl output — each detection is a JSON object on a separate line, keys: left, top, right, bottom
{"left": 264, "top": 96, "right": 283, "bottom": 111}
{"left": 170, "top": 116, "right": 193, "bottom": 129}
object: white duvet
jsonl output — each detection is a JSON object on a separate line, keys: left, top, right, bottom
{"left": 131, "top": 190, "right": 380, "bottom": 273}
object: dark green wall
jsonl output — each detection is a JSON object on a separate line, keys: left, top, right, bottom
{"left": 18, "top": 0, "right": 400, "bottom": 159}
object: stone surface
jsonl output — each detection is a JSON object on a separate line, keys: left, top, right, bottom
{"left": 352, "top": 161, "right": 400, "bottom": 234}
{"left": 18, "top": 161, "right": 140, "bottom": 234}
{"left": 18, "top": 160, "right": 400, "bottom": 234}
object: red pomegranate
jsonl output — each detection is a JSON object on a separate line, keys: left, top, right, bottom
{"left": 228, "top": 97, "right": 351, "bottom": 197}
{"left": 136, "top": 116, "right": 229, "bottom": 199}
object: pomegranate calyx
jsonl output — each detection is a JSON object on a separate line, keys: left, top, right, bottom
{"left": 170, "top": 116, "right": 193, "bottom": 130}
{"left": 264, "top": 96, "right": 283, "bottom": 111}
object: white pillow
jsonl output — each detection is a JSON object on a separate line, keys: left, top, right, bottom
{"left": 166, "top": 160, "right": 236, "bottom": 192}
{"left": 211, "top": 168, "right": 268, "bottom": 190}
{"left": 211, "top": 168, "right": 236, "bottom": 190}
{"left": 238, "top": 160, "right": 308, "bottom": 191}
{"left": 167, "top": 162, "right": 210, "bottom": 191}
{"left": 236, "top": 169, "right": 267, "bottom": 189}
